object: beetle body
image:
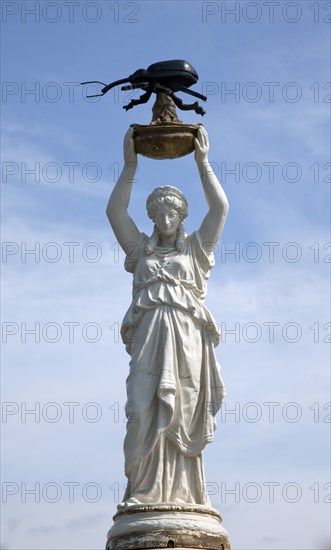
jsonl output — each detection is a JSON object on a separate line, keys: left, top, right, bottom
{"left": 82, "top": 60, "right": 206, "bottom": 116}
{"left": 141, "top": 60, "right": 199, "bottom": 89}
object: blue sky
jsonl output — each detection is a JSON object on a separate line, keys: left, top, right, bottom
{"left": 1, "top": 1, "right": 330, "bottom": 549}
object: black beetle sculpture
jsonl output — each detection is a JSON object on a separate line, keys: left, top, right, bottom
{"left": 81, "top": 60, "right": 207, "bottom": 116}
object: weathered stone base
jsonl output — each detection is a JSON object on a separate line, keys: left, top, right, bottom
{"left": 105, "top": 504, "right": 230, "bottom": 549}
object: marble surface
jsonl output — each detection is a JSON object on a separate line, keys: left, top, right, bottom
{"left": 105, "top": 127, "right": 230, "bottom": 549}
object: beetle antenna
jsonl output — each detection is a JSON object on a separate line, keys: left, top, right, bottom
{"left": 81, "top": 81, "right": 108, "bottom": 86}
{"left": 100, "top": 78, "right": 130, "bottom": 95}
{"left": 81, "top": 78, "right": 130, "bottom": 99}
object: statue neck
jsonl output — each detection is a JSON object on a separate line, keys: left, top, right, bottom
{"left": 158, "top": 233, "right": 177, "bottom": 248}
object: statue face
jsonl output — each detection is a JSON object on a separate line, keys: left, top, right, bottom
{"left": 154, "top": 205, "right": 181, "bottom": 237}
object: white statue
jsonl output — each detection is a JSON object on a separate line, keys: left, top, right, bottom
{"left": 106, "top": 126, "right": 229, "bottom": 507}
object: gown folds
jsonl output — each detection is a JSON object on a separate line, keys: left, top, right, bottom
{"left": 120, "top": 231, "right": 225, "bottom": 505}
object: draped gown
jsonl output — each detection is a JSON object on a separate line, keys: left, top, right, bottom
{"left": 120, "top": 231, "right": 225, "bottom": 505}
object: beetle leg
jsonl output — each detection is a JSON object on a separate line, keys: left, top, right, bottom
{"left": 123, "top": 89, "right": 153, "bottom": 111}
{"left": 156, "top": 85, "right": 206, "bottom": 116}
{"left": 171, "top": 94, "right": 206, "bottom": 116}
{"left": 170, "top": 83, "right": 207, "bottom": 102}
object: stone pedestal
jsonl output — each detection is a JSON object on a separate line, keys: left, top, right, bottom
{"left": 105, "top": 504, "right": 230, "bottom": 549}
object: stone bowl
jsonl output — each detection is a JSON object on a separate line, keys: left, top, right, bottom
{"left": 131, "top": 123, "right": 202, "bottom": 160}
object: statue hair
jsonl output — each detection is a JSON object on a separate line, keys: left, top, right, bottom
{"left": 145, "top": 186, "right": 188, "bottom": 254}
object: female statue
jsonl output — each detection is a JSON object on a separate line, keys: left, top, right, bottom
{"left": 106, "top": 126, "right": 229, "bottom": 507}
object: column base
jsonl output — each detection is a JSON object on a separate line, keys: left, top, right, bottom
{"left": 105, "top": 503, "right": 230, "bottom": 549}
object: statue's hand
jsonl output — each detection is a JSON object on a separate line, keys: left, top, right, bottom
{"left": 123, "top": 126, "right": 138, "bottom": 166}
{"left": 194, "top": 126, "right": 209, "bottom": 166}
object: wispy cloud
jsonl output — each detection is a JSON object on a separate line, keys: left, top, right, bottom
{"left": 66, "top": 514, "right": 108, "bottom": 530}
{"left": 27, "top": 525, "right": 58, "bottom": 534}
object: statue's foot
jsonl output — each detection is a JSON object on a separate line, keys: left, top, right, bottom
{"left": 117, "top": 498, "right": 140, "bottom": 511}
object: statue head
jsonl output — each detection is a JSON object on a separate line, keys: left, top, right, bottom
{"left": 146, "top": 186, "right": 188, "bottom": 221}
{"left": 145, "top": 186, "right": 188, "bottom": 254}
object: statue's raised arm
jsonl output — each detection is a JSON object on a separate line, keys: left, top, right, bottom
{"left": 106, "top": 127, "right": 140, "bottom": 254}
{"left": 194, "top": 127, "right": 229, "bottom": 247}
